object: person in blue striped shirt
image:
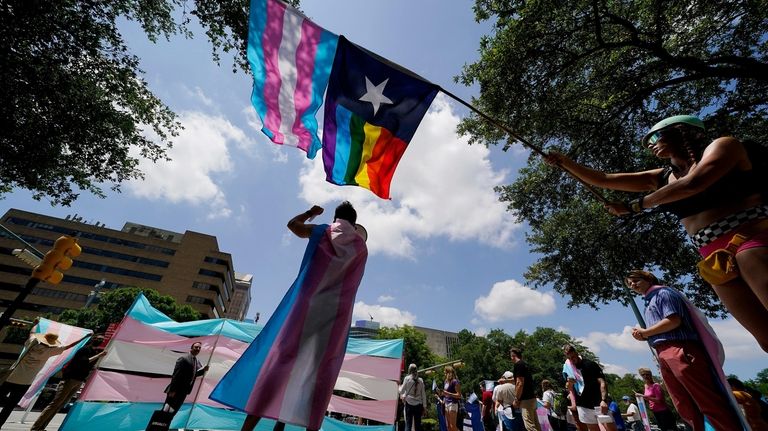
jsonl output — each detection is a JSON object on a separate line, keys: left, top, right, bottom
{"left": 625, "top": 270, "right": 743, "bottom": 431}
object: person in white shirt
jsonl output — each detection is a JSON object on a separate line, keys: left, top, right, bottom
{"left": 494, "top": 371, "right": 517, "bottom": 431}
{"left": 621, "top": 396, "right": 642, "bottom": 431}
{"left": 400, "top": 364, "right": 427, "bottom": 431}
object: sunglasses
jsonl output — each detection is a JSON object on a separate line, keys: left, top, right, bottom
{"left": 647, "top": 131, "right": 663, "bottom": 145}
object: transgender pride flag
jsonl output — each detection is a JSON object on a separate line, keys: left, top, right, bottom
{"left": 248, "top": 0, "right": 338, "bottom": 158}
{"left": 19, "top": 318, "right": 92, "bottom": 408}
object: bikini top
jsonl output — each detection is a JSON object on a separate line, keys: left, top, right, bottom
{"left": 657, "top": 167, "right": 759, "bottom": 219}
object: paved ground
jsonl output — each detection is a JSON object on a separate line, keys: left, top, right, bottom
{"left": 2, "top": 410, "right": 67, "bottom": 430}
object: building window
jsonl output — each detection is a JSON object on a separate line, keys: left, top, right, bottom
{"left": 6, "top": 217, "right": 177, "bottom": 255}
{"left": 186, "top": 295, "right": 214, "bottom": 307}
{"left": 204, "top": 256, "right": 230, "bottom": 268}
{"left": 192, "top": 281, "right": 214, "bottom": 290}
{"left": 198, "top": 269, "right": 225, "bottom": 281}
{"left": 8, "top": 235, "right": 170, "bottom": 268}
{"left": 0, "top": 264, "right": 31, "bottom": 276}
{"left": 32, "top": 287, "right": 88, "bottom": 303}
{"left": 72, "top": 261, "right": 162, "bottom": 281}
{"left": 62, "top": 275, "right": 122, "bottom": 290}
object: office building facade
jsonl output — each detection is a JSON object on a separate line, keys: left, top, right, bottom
{"left": 0, "top": 208, "right": 239, "bottom": 326}
{"left": 224, "top": 272, "right": 253, "bottom": 321}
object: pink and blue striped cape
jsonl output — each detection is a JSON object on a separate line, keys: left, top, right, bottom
{"left": 210, "top": 220, "right": 368, "bottom": 429}
{"left": 248, "top": 0, "right": 338, "bottom": 158}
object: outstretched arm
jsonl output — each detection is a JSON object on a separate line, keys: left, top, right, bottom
{"left": 287, "top": 205, "right": 324, "bottom": 238}
{"left": 545, "top": 152, "right": 664, "bottom": 192}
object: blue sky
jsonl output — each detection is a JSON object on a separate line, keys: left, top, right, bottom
{"left": 3, "top": 0, "right": 765, "bottom": 381}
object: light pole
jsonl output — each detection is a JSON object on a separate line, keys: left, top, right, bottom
{"left": 85, "top": 279, "right": 107, "bottom": 308}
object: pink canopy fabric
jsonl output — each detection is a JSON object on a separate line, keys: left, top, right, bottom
{"left": 81, "top": 296, "right": 402, "bottom": 425}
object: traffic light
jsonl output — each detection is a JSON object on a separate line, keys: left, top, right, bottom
{"left": 31, "top": 235, "right": 81, "bottom": 284}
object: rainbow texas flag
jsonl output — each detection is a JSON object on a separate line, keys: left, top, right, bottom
{"left": 248, "top": 0, "right": 338, "bottom": 158}
{"left": 322, "top": 37, "right": 439, "bottom": 199}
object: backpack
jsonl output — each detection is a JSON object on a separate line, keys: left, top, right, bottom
{"left": 552, "top": 390, "right": 568, "bottom": 417}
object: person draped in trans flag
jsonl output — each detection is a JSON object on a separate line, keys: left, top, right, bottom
{"left": 210, "top": 202, "right": 368, "bottom": 431}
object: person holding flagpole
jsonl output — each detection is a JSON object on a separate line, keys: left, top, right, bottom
{"left": 544, "top": 115, "right": 768, "bottom": 353}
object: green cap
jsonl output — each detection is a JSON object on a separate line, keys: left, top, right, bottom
{"left": 641, "top": 115, "right": 705, "bottom": 145}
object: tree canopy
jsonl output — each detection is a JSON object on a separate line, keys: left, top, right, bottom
{"left": 58, "top": 286, "right": 201, "bottom": 332}
{"left": 459, "top": 0, "right": 768, "bottom": 315}
{"left": 450, "top": 327, "right": 599, "bottom": 397}
{"left": 0, "top": 0, "right": 298, "bottom": 205}
{"left": 377, "top": 325, "right": 438, "bottom": 375}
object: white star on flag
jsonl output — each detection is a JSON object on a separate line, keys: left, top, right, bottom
{"left": 358, "top": 77, "right": 393, "bottom": 115}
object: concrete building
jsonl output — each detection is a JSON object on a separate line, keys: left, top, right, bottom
{"left": 346, "top": 319, "right": 459, "bottom": 359}
{"left": 0, "top": 208, "right": 242, "bottom": 361}
{"left": 224, "top": 272, "right": 253, "bottom": 321}
{"left": 413, "top": 326, "right": 459, "bottom": 359}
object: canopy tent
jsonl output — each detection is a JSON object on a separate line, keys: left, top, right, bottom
{"left": 60, "top": 293, "right": 403, "bottom": 431}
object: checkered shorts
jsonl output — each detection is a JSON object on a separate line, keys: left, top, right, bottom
{"left": 689, "top": 205, "right": 768, "bottom": 249}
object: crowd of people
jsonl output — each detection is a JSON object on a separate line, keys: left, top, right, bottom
{"left": 402, "top": 340, "right": 768, "bottom": 431}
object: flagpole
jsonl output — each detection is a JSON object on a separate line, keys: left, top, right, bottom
{"left": 622, "top": 289, "right": 659, "bottom": 362}
{"left": 438, "top": 87, "right": 610, "bottom": 205}
{"left": 184, "top": 318, "right": 226, "bottom": 430}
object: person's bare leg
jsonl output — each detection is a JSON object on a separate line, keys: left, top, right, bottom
{"left": 241, "top": 414, "right": 261, "bottom": 431}
{"left": 736, "top": 247, "right": 768, "bottom": 308}
{"left": 711, "top": 277, "right": 768, "bottom": 352}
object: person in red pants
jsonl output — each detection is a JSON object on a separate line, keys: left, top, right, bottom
{"left": 625, "top": 270, "right": 745, "bottom": 431}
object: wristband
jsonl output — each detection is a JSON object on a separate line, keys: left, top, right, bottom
{"left": 627, "top": 197, "right": 644, "bottom": 213}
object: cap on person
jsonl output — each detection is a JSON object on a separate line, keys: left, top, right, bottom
{"left": 622, "top": 395, "right": 630, "bottom": 401}
{"left": 34, "top": 332, "right": 61, "bottom": 347}
{"left": 501, "top": 371, "right": 513, "bottom": 379}
{"left": 641, "top": 115, "right": 705, "bottom": 145}
{"left": 408, "top": 363, "right": 418, "bottom": 374}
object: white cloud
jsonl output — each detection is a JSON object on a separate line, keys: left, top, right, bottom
{"left": 353, "top": 301, "right": 416, "bottom": 327}
{"left": 186, "top": 86, "right": 214, "bottom": 107}
{"left": 297, "top": 95, "right": 523, "bottom": 258}
{"left": 473, "top": 279, "right": 556, "bottom": 322}
{"left": 576, "top": 326, "right": 648, "bottom": 354}
{"left": 602, "top": 363, "right": 631, "bottom": 376}
{"left": 242, "top": 106, "right": 288, "bottom": 162}
{"left": 128, "top": 111, "right": 251, "bottom": 218}
{"left": 473, "top": 327, "right": 489, "bottom": 337}
{"left": 710, "top": 318, "right": 764, "bottom": 360}
{"left": 377, "top": 295, "right": 395, "bottom": 303}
